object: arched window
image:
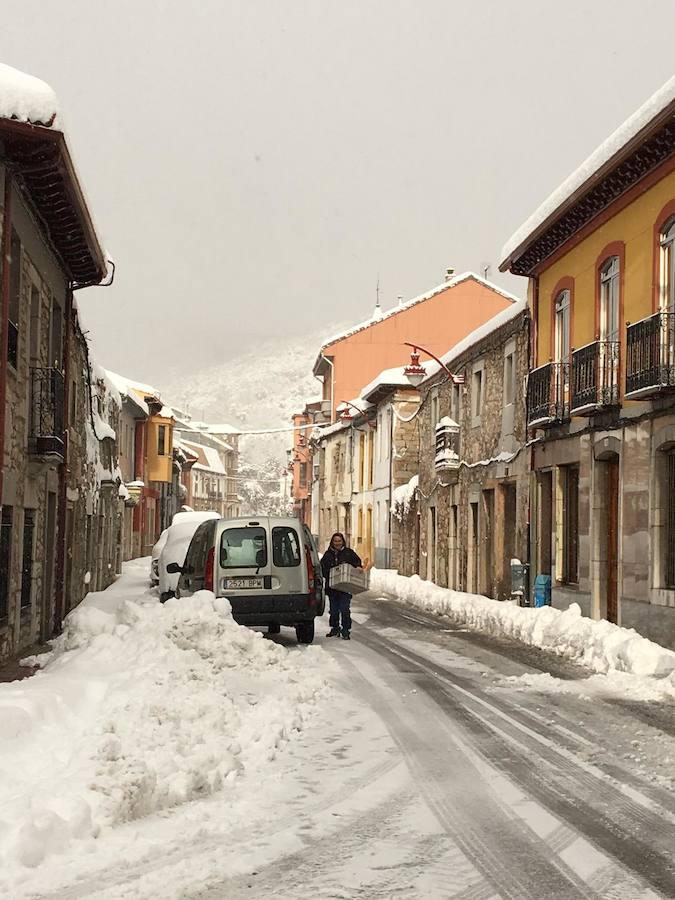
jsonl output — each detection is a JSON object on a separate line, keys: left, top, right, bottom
{"left": 660, "top": 217, "right": 675, "bottom": 313}
{"left": 554, "top": 289, "right": 570, "bottom": 363}
{"left": 599, "top": 256, "right": 620, "bottom": 342}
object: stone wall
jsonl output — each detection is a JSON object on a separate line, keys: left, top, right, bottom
{"left": 0, "top": 179, "right": 68, "bottom": 660}
{"left": 398, "top": 310, "right": 531, "bottom": 599}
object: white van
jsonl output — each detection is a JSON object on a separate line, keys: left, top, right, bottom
{"left": 170, "top": 516, "right": 325, "bottom": 644}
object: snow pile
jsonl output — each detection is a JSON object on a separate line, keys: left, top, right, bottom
{"left": 371, "top": 569, "right": 675, "bottom": 678}
{"left": 0, "top": 561, "right": 326, "bottom": 875}
{"left": 0, "top": 62, "right": 59, "bottom": 127}
{"left": 391, "top": 475, "right": 418, "bottom": 520}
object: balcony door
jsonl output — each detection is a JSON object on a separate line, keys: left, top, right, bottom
{"left": 599, "top": 257, "right": 620, "bottom": 404}
{"left": 660, "top": 218, "right": 675, "bottom": 314}
{"left": 554, "top": 289, "right": 570, "bottom": 363}
{"left": 660, "top": 219, "right": 675, "bottom": 378}
{"left": 600, "top": 257, "right": 620, "bottom": 343}
{"left": 553, "top": 290, "right": 571, "bottom": 414}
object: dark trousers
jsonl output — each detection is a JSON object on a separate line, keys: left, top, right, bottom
{"left": 328, "top": 589, "right": 352, "bottom": 634}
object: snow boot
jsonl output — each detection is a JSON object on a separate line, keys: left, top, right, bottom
{"left": 326, "top": 628, "right": 340, "bottom": 638}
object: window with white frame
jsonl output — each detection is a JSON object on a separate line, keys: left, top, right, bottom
{"left": 451, "top": 382, "right": 462, "bottom": 423}
{"left": 430, "top": 389, "right": 440, "bottom": 428}
{"left": 554, "top": 289, "right": 571, "bottom": 363}
{"left": 471, "top": 366, "right": 483, "bottom": 425}
{"left": 503, "top": 351, "right": 515, "bottom": 406}
{"left": 660, "top": 218, "right": 675, "bottom": 313}
{"left": 600, "top": 256, "right": 620, "bottom": 342}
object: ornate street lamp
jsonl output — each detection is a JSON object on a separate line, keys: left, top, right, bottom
{"left": 402, "top": 342, "right": 465, "bottom": 386}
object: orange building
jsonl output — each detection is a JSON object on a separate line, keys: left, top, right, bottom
{"left": 290, "top": 401, "right": 324, "bottom": 524}
{"left": 314, "top": 271, "right": 519, "bottom": 421}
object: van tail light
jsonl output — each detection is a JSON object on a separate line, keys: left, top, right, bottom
{"left": 305, "top": 547, "right": 316, "bottom": 606}
{"left": 204, "top": 546, "right": 215, "bottom": 592}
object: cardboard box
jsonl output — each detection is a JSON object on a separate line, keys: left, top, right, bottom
{"left": 329, "top": 563, "right": 370, "bottom": 595}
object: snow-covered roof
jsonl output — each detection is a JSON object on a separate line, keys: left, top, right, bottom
{"left": 199, "top": 423, "right": 241, "bottom": 436}
{"left": 360, "top": 366, "right": 417, "bottom": 403}
{"left": 176, "top": 428, "right": 234, "bottom": 453}
{"left": 0, "top": 64, "right": 106, "bottom": 286}
{"left": 423, "top": 297, "right": 528, "bottom": 383}
{"left": 180, "top": 439, "right": 227, "bottom": 475}
{"left": 105, "top": 370, "right": 174, "bottom": 418}
{"left": 317, "top": 272, "right": 520, "bottom": 357}
{"left": 500, "top": 74, "right": 675, "bottom": 269}
{"left": 0, "top": 62, "right": 59, "bottom": 127}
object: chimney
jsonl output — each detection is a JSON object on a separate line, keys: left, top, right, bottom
{"left": 397, "top": 295, "right": 404, "bottom": 307}
{"left": 445, "top": 267, "right": 455, "bottom": 282}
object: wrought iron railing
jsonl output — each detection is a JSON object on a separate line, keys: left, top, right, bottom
{"left": 527, "top": 361, "right": 569, "bottom": 426}
{"left": 29, "top": 367, "right": 65, "bottom": 457}
{"left": 570, "top": 340, "right": 620, "bottom": 413}
{"left": 625, "top": 311, "right": 675, "bottom": 396}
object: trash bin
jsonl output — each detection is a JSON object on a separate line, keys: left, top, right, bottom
{"left": 510, "top": 559, "right": 530, "bottom": 606}
{"left": 533, "top": 574, "right": 552, "bottom": 608}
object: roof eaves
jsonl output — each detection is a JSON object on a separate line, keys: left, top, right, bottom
{"left": 0, "top": 118, "right": 107, "bottom": 285}
{"left": 500, "top": 92, "right": 675, "bottom": 274}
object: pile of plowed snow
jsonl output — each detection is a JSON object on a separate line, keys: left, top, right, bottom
{"left": 0, "top": 560, "right": 327, "bottom": 871}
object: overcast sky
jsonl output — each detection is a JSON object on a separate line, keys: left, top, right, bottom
{"left": 1, "top": 1, "right": 674, "bottom": 384}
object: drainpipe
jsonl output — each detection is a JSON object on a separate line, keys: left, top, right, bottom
{"left": 0, "top": 174, "right": 12, "bottom": 511}
{"left": 528, "top": 274, "right": 539, "bottom": 599}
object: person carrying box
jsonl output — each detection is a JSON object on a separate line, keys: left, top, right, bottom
{"left": 320, "top": 532, "right": 362, "bottom": 640}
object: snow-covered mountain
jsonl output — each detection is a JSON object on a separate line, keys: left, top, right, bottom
{"left": 159, "top": 329, "right": 338, "bottom": 467}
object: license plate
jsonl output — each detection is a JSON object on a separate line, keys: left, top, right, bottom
{"left": 223, "top": 576, "right": 264, "bottom": 590}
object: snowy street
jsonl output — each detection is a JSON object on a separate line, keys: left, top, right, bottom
{"left": 2, "top": 562, "right": 674, "bottom": 900}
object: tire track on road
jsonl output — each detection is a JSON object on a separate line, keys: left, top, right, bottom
{"left": 355, "top": 626, "right": 675, "bottom": 897}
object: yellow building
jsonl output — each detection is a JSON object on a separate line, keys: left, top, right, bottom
{"left": 500, "top": 77, "right": 675, "bottom": 648}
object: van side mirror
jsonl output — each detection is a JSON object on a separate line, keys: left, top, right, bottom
{"left": 166, "top": 562, "right": 182, "bottom": 575}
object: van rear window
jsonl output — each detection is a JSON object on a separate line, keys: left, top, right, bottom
{"left": 272, "top": 527, "right": 301, "bottom": 567}
{"left": 220, "top": 527, "right": 267, "bottom": 569}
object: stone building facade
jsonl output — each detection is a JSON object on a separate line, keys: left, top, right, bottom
{"left": 0, "top": 72, "right": 125, "bottom": 664}
{"left": 396, "top": 302, "right": 530, "bottom": 602}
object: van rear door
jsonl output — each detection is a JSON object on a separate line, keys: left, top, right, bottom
{"left": 219, "top": 524, "right": 271, "bottom": 593}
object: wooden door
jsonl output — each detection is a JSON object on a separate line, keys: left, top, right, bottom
{"left": 606, "top": 459, "right": 619, "bottom": 623}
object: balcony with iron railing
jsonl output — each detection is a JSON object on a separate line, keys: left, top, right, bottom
{"left": 569, "top": 340, "right": 620, "bottom": 415}
{"left": 527, "top": 361, "right": 569, "bottom": 427}
{"left": 29, "top": 367, "right": 65, "bottom": 461}
{"left": 625, "top": 311, "right": 675, "bottom": 399}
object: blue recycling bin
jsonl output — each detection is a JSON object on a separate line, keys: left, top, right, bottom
{"left": 533, "top": 574, "right": 552, "bottom": 608}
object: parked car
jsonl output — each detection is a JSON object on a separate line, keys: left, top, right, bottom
{"left": 170, "top": 516, "right": 325, "bottom": 643}
{"left": 150, "top": 528, "right": 170, "bottom": 585}
{"left": 158, "top": 511, "right": 220, "bottom": 602}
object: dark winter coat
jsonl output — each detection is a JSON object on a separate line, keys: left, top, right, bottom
{"left": 320, "top": 545, "right": 362, "bottom": 583}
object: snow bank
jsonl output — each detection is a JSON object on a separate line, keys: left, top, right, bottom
{"left": 0, "top": 560, "right": 327, "bottom": 875}
{"left": 0, "top": 63, "right": 59, "bottom": 127}
{"left": 371, "top": 570, "right": 675, "bottom": 679}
